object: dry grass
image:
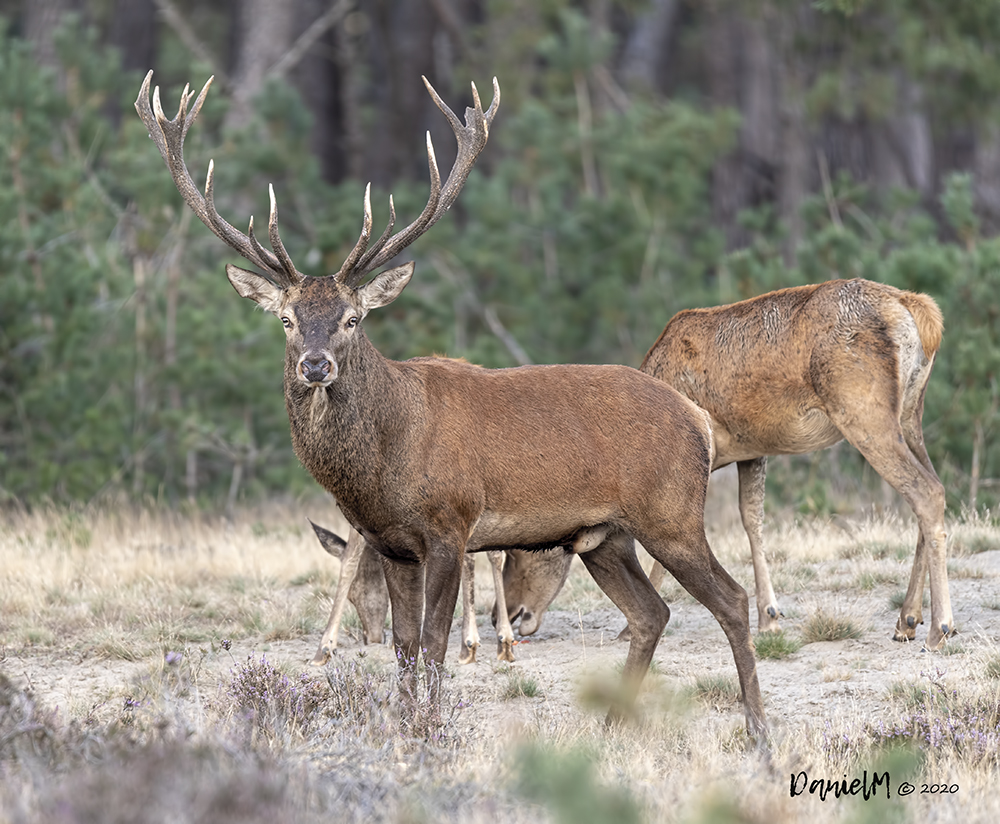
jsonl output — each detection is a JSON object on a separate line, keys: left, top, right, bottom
{"left": 3, "top": 501, "right": 1000, "bottom": 822}
{"left": 800, "top": 608, "right": 866, "bottom": 643}
{"left": 0, "top": 498, "right": 347, "bottom": 658}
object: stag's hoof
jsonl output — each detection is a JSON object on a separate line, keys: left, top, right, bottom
{"left": 458, "top": 641, "right": 479, "bottom": 665}
{"left": 309, "top": 646, "right": 332, "bottom": 667}
{"left": 497, "top": 638, "right": 515, "bottom": 663}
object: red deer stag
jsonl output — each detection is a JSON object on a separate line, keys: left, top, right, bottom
{"left": 135, "top": 71, "right": 766, "bottom": 734}
{"left": 498, "top": 280, "right": 954, "bottom": 651}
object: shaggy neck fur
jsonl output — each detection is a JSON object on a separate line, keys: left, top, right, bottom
{"left": 282, "top": 329, "right": 421, "bottom": 528}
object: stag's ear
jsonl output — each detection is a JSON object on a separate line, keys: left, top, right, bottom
{"left": 357, "top": 262, "right": 414, "bottom": 314}
{"left": 227, "top": 264, "right": 284, "bottom": 314}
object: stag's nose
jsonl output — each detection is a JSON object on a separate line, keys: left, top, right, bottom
{"left": 298, "top": 356, "right": 333, "bottom": 385}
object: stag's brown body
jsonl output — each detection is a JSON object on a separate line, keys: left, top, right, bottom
{"left": 135, "top": 70, "right": 767, "bottom": 734}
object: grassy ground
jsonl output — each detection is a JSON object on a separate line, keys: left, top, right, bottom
{"left": 2, "top": 497, "right": 999, "bottom": 823}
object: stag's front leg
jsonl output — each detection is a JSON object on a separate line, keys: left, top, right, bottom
{"left": 420, "top": 544, "right": 466, "bottom": 706}
{"left": 738, "top": 458, "right": 782, "bottom": 633}
{"left": 382, "top": 557, "right": 425, "bottom": 709}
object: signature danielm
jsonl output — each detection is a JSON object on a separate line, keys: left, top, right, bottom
{"left": 790, "top": 771, "right": 960, "bottom": 801}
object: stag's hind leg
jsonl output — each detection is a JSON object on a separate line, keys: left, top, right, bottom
{"left": 577, "top": 531, "right": 670, "bottom": 723}
{"left": 642, "top": 529, "right": 767, "bottom": 737}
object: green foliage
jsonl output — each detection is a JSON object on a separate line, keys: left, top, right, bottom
{"left": 754, "top": 631, "right": 803, "bottom": 660}
{"left": 801, "top": 609, "right": 865, "bottom": 643}
{"left": 417, "top": 10, "right": 737, "bottom": 368}
{"left": 500, "top": 670, "right": 542, "bottom": 699}
{"left": 688, "top": 674, "right": 741, "bottom": 705}
{"left": 2, "top": 6, "right": 1000, "bottom": 514}
{"left": 513, "top": 742, "right": 643, "bottom": 824}
{"left": 0, "top": 18, "right": 332, "bottom": 502}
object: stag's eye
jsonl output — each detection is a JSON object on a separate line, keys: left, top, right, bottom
{"left": 281, "top": 317, "right": 292, "bottom": 329}
{"left": 346, "top": 316, "right": 359, "bottom": 328}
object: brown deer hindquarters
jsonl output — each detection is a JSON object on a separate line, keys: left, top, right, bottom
{"left": 640, "top": 278, "right": 952, "bottom": 649}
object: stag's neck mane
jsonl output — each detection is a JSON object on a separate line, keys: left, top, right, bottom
{"left": 283, "top": 329, "right": 421, "bottom": 520}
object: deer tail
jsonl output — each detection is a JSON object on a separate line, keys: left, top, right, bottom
{"left": 898, "top": 290, "right": 944, "bottom": 360}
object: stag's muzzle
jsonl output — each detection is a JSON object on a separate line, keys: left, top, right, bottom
{"left": 298, "top": 354, "right": 336, "bottom": 386}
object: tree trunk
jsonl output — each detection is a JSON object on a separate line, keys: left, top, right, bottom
{"left": 224, "top": 0, "right": 296, "bottom": 132}
{"left": 706, "top": 7, "right": 784, "bottom": 255}
{"left": 24, "top": 0, "right": 80, "bottom": 81}
{"left": 290, "top": 0, "right": 346, "bottom": 183}
{"left": 619, "top": 0, "right": 680, "bottom": 93}
{"left": 363, "top": 0, "right": 438, "bottom": 187}
{"left": 775, "top": 9, "right": 809, "bottom": 264}
{"left": 973, "top": 124, "right": 1000, "bottom": 231}
{"left": 109, "top": 0, "right": 157, "bottom": 73}
{"left": 132, "top": 254, "right": 148, "bottom": 496}
{"left": 970, "top": 420, "right": 983, "bottom": 512}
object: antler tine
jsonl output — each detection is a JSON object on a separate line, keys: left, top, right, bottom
{"left": 338, "top": 76, "right": 499, "bottom": 286}
{"left": 484, "top": 76, "right": 501, "bottom": 126}
{"left": 268, "top": 185, "right": 299, "bottom": 282}
{"left": 202, "top": 160, "right": 282, "bottom": 278}
{"left": 341, "top": 133, "right": 440, "bottom": 287}
{"left": 347, "top": 195, "right": 398, "bottom": 287}
{"left": 135, "top": 70, "right": 302, "bottom": 288}
{"left": 335, "top": 183, "right": 374, "bottom": 281}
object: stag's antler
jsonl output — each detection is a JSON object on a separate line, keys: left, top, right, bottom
{"left": 336, "top": 75, "right": 500, "bottom": 288}
{"left": 136, "top": 71, "right": 498, "bottom": 290}
{"left": 134, "top": 71, "right": 302, "bottom": 288}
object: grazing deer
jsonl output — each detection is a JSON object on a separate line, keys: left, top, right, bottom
{"left": 498, "top": 279, "right": 953, "bottom": 651}
{"left": 491, "top": 547, "right": 573, "bottom": 637}
{"left": 135, "top": 71, "right": 766, "bottom": 734}
{"left": 309, "top": 520, "right": 517, "bottom": 665}
{"left": 308, "top": 521, "right": 388, "bottom": 651}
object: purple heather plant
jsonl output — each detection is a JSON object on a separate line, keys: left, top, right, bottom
{"left": 822, "top": 668, "right": 1000, "bottom": 766}
{"left": 226, "top": 654, "right": 327, "bottom": 743}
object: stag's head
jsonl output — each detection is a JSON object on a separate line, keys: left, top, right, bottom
{"left": 135, "top": 72, "right": 499, "bottom": 388}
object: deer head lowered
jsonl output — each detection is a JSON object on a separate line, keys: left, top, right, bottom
{"left": 136, "top": 71, "right": 767, "bottom": 735}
